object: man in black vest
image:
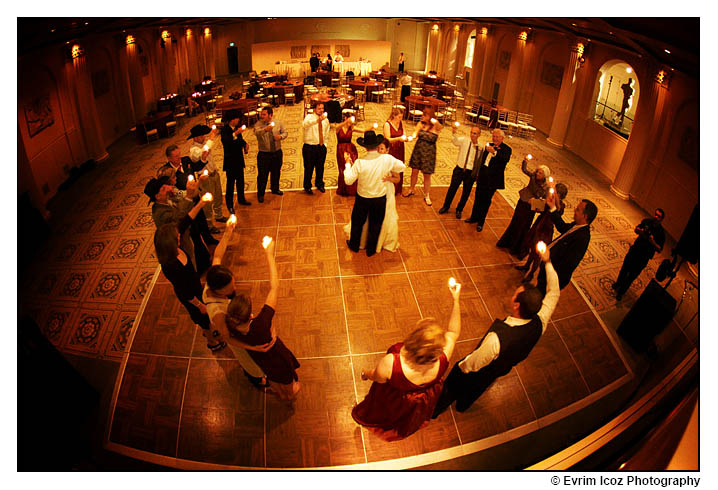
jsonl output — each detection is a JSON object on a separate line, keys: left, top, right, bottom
{"left": 309, "top": 52, "right": 320, "bottom": 73}
{"left": 219, "top": 109, "right": 251, "bottom": 213}
{"left": 465, "top": 128, "right": 512, "bottom": 232}
{"left": 432, "top": 244, "right": 559, "bottom": 416}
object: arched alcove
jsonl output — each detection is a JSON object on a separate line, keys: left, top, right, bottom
{"left": 592, "top": 60, "right": 640, "bottom": 137}
{"left": 464, "top": 29, "right": 476, "bottom": 68}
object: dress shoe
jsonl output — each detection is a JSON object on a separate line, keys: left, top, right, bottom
{"left": 455, "top": 209, "right": 463, "bottom": 219}
{"left": 476, "top": 224, "right": 483, "bottom": 232}
{"left": 237, "top": 200, "right": 251, "bottom": 206}
{"left": 465, "top": 218, "right": 478, "bottom": 224}
{"left": 438, "top": 207, "right": 449, "bottom": 215}
{"left": 257, "top": 195, "right": 264, "bottom": 203}
{"left": 271, "top": 190, "right": 284, "bottom": 196}
{"left": 304, "top": 189, "right": 314, "bottom": 195}
{"left": 215, "top": 216, "right": 229, "bottom": 223}
{"left": 346, "top": 240, "right": 359, "bottom": 253}
{"left": 208, "top": 226, "right": 221, "bottom": 234}
{"left": 317, "top": 186, "right": 326, "bottom": 193}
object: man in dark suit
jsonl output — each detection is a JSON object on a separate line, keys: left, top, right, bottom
{"left": 309, "top": 52, "right": 320, "bottom": 73}
{"left": 536, "top": 194, "right": 598, "bottom": 294}
{"left": 465, "top": 129, "right": 512, "bottom": 232}
{"left": 220, "top": 110, "right": 251, "bottom": 213}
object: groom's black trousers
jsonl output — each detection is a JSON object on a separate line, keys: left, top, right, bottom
{"left": 348, "top": 194, "right": 386, "bottom": 256}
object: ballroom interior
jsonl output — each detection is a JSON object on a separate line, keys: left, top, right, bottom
{"left": 17, "top": 17, "right": 699, "bottom": 471}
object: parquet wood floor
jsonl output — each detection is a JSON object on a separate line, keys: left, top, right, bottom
{"left": 109, "top": 184, "right": 632, "bottom": 469}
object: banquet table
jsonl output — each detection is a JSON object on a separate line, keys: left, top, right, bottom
{"left": 257, "top": 73, "right": 283, "bottom": 84}
{"left": 136, "top": 111, "right": 174, "bottom": 143}
{"left": 157, "top": 94, "right": 181, "bottom": 112}
{"left": 404, "top": 95, "right": 447, "bottom": 119}
{"left": 274, "top": 62, "right": 310, "bottom": 79}
{"left": 422, "top": 75, "right": 445, "bottom": 86}
{"left": 264, "top": 81, "right": 304, "bottom": 104}
{"left": 337, "top": 61, "right": 372, "bottom": 76}
{"left": 349, "top": 80, "right": 384, "bottom": 96}
{"left": 369, "top": 71, "right": 398, "bottom": 86}
{"left": 314, "top": 70, "right": 339, "bottom": 87}
{"left": 195, "top": 80, "right": 216, "bottom": 92}
{"left": 309, "top": 93, "right": 355, "bottom": 108}
{"left": 191, "top": 91, "right": 214, "bottom": 109}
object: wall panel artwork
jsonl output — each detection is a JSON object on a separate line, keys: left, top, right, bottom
{"left": 24, "top": 95, "right": 54, "bottom": 138}
{"left": 311, "top": 45, "right": 331, "bottom": 56}
{"left": 335, "top": 45, "right": 351, "bottom": 57}
{"left": 540, "top": 61, "right": 563, "bottom": 90}
{"left": 290, "top": 46, "right": 307, "bottom": 59}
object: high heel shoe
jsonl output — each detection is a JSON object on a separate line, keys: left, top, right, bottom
{"left": 424, "top": 196, "right": 432, "bottom": 206}
{"left": 402, "top": 190, "right": 415, "bottom": 198}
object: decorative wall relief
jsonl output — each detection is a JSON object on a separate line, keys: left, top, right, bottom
{"left": 540, "top": 61, "right": 564, "bottom": 90}
{"left": 290, "top": 46, "right": 307, "bottom": 59}
{"left": 498, "top": 50, "right": 511, "bottom": 70}
{"left": 311, "top": 45, "right": 331, "bottom": 56}
{"left": 335, "top": 45, "right": 351, "bottom": 57}
{"left": 24, "top": 95, "right": 54, "bottom": 137}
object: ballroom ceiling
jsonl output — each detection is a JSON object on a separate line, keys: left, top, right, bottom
{"left": 17, "top": 17, "right": 698, "bottom": 77}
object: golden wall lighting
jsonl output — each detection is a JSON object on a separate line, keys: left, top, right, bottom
{"left": 71, "top": 44, "right": 82, "bottom": 59}
{"left": 161, "top": 30, "right": 170, "bottom": 40}
{"left": 656, "top": 70, "right": 666, "bottom": 84}
{"left": 125, "top": 34, "right": 135, "bottom": 45}
{"left": 204, "top": 27, "right": 211, "bottom": 36}
{"left": 432, "top": 24, "right": 439, "bottom": 31}
{"left": 518, "top": 31, "right": 528, "bottom": 41}
{"left": 480, "top": 27, "right": 488, "bottom": 36}
{"left": 454, "top": 25, "right": 460, "bottom": 32}
{"left": 576, "top": 42, "right": 585, "bottom": 56}
{"left": 186, "top": 28, "right": 192, "bottom": 37}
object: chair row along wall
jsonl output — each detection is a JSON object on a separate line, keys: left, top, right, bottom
{"left": 426, "top": 21, "right": 697, "bottom": 242}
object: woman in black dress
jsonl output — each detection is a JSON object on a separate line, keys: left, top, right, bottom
{"left": 153, "top": 192, "right": 226, "bottom": 352}
{"left": 496, "top": 158, "right": 550, "bottom": 257}
{"left": 403, "top": 108, "right": 442, "bottom": 206}
{"left": 225, "top": 238, "right": 301, "bottom": 402}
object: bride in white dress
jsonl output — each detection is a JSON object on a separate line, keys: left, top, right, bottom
{"left": 343, "top": 140, "right": 401, "bottom": 252}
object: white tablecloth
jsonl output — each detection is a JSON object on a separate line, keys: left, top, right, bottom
{"left": 335, "top": 61, "right": 372, "bottom": 76}
{"left": 272, "top": 61, "right": 372, "bottom": 78}
{"left": 274, "top": 62, "right": 310, "bottom": 79}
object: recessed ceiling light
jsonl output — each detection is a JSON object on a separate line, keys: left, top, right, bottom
{"left": 571, "top": 23, "right": 576, "bottom": 27}
{"left": 664, "top": 49, "right": 671, "bottom": 54}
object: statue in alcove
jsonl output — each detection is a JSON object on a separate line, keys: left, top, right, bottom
{"left": 619, "top": 78, "right": 633, "bottom": 125}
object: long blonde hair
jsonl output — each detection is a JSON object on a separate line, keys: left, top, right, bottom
{"left": 403, "top": 318, "right": 446, "bottom": 365}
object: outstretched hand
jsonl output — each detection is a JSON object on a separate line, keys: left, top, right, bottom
{"left": 449, "top": 281, "right": 462, "bottom": 300}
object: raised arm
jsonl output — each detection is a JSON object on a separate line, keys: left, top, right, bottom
{"left": 520, "top": 157, "right": 533, "bottom": 178}
{"left": 212, "top": 221, "right": 236, "bottom": 266}
{"left": 264, "top": 238, "right": 279, "bottom": 309}
{"left": 536, "top": 245, "right": 560, "bottom": 332}
{"left": 443, "top": 281, "right": 462, "bottom": 360}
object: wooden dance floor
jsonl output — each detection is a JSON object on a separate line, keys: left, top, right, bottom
{"left": 106, "top": 187, "right": 632, "bottom": 469}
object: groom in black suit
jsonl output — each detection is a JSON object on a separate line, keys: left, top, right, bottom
{"left": 465, "top": 129, "right": 512, "bottom": 232}
{"left": 536, "top": 195, "right": 597, "bottom": 294}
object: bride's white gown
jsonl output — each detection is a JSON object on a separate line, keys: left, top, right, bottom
{"left": 343, "top": 181, "right": 399, "bottom": 252}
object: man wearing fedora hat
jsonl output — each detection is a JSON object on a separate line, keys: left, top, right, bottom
{"left": 343, "top": 130, "right": 406, "bottom": 257}
{"left": 188, "top": 124, "right": 228, "bottom": 223}
{"left": 220, "top": 110, "right": 251, "bottom": 213}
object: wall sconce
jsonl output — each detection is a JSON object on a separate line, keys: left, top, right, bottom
{"left": 186, "top": 28, "right": 192, "bottom": 37}
{"left": 125, "top": 34, "right": 135, "bottom": 45}
{"left": 161, "top": 30, "right": 170, "bottom": 40}
{"left": 432, "top": 24, "right": 439, "bottom": 31}
{"left": 454, "top": 25, "right": 460, "bottom": 32}
{"left": 71, "top": 44, "right": 83, "bottom": 59}
{"left": 518, "top": 31, "right": 528, "bottom": 41}
{"left": 480, "top": 27, "right": 488, "bottom": 36}
{"left": 204, "top": 27, "right": 211, "bottom": 36}
{"left": 655, "top": 69, "right": 671, "bottom": 88}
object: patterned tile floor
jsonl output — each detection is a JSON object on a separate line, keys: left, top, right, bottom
{"left": 19, "top": 75, "right": 698, "bottom": 469}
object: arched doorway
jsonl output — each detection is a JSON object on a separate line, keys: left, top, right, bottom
{"left": 593, "top": 60, "right": 640, "bottom": 137}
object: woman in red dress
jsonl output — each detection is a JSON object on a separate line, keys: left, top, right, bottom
{"left": 383, "top": 107, "right": 406, "bottom": 195}
{"left": 336, "top": 114, "right": 365, "bottom": 196}
{"left": 352, "top": 280, "right": 462, "bottom": 441}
